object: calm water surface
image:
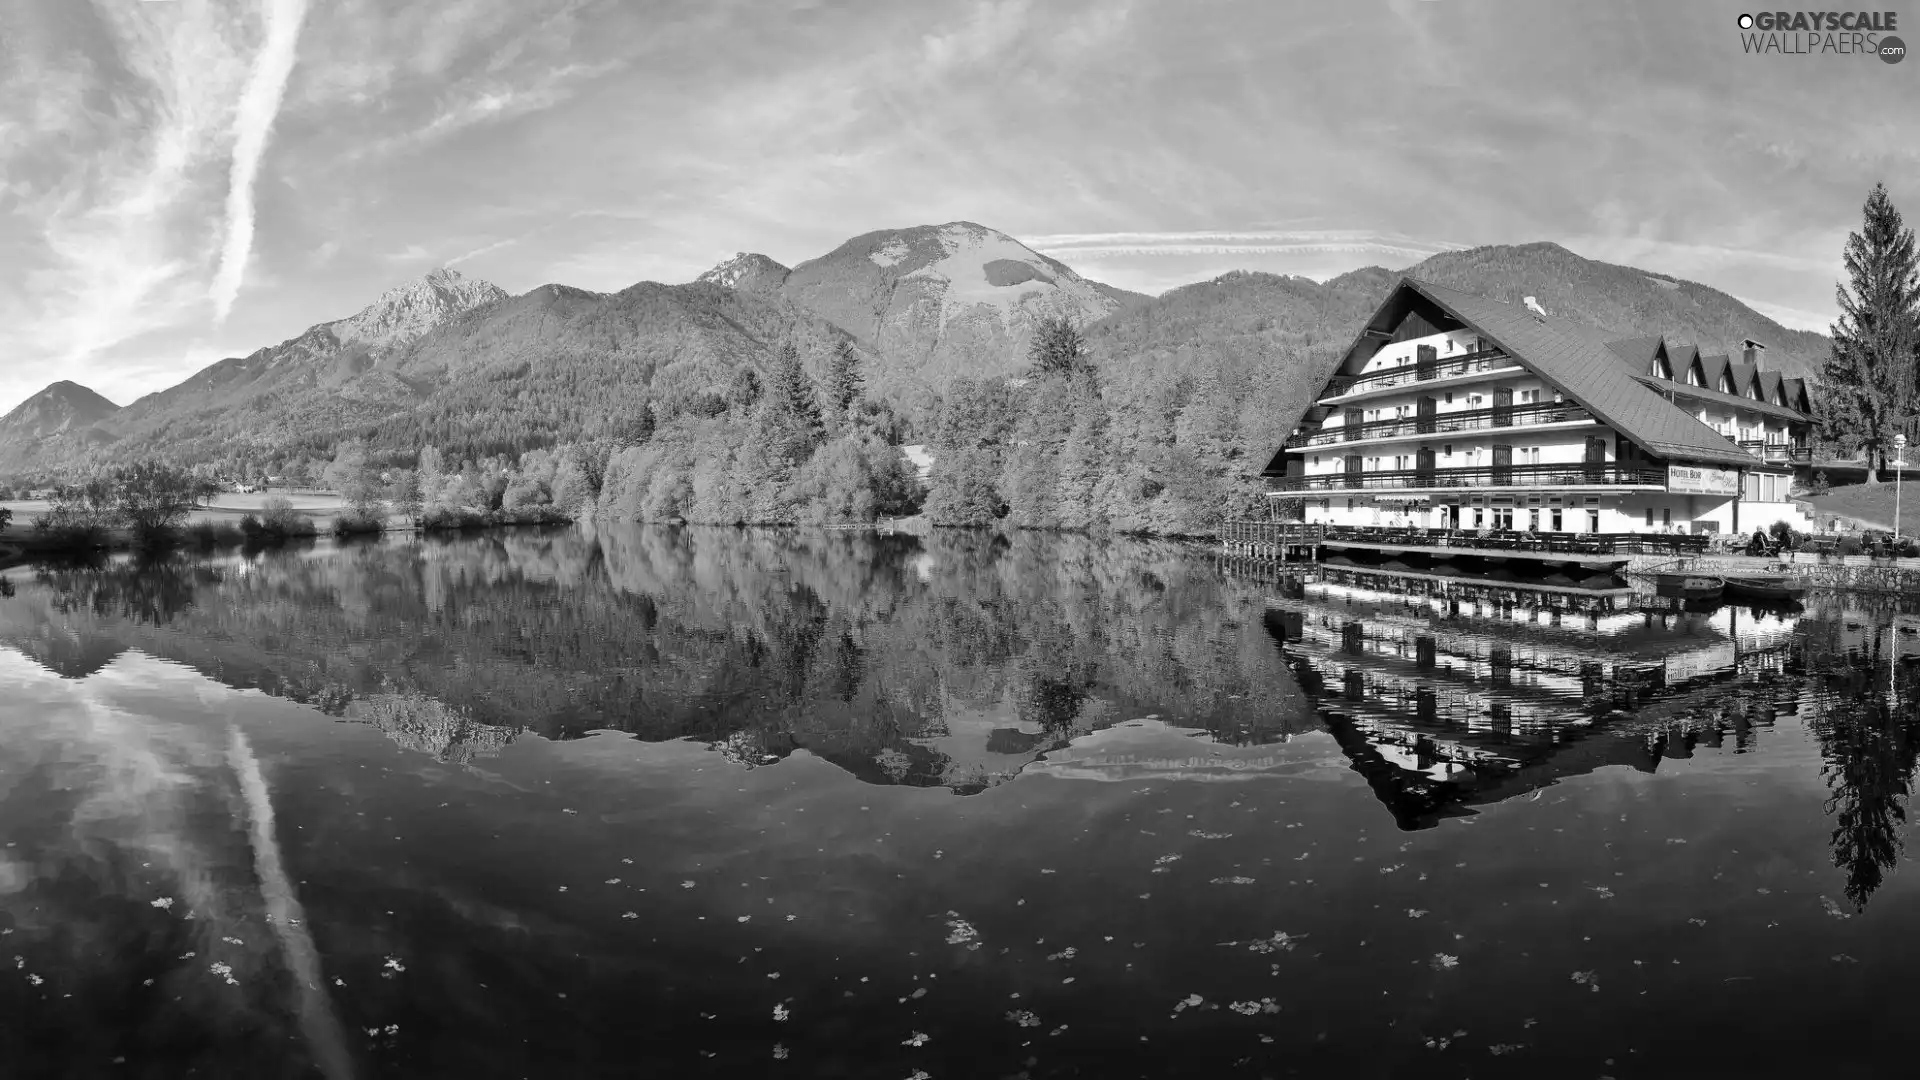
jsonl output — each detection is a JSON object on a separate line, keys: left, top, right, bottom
{"left": 2, "top": 526, "right": 1918, "bottom": 1079}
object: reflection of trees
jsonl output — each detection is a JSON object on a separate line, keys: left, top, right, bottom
{"left": 0, "top": 526, "right": 1312, "bottom": 792}
{"left": 1807, "top": 652, "right": 1920, "bottom": 912}
{"left": 34, "top": 556, "right": 213, "bottom": 627}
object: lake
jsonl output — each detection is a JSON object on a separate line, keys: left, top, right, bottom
{"left": 1, "top": 525, "right": 1917, "bottom": 1079}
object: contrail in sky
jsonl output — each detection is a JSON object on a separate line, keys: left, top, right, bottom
{"left": 210, "top": 0, "right": 311, "bottom": 323}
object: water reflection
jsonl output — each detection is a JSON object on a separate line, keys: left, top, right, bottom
{"left": 1259, "top": 561, "right": 1920, "bottom": 909}
{"left": 7, "top": 528, "right": 1920, "bottom": 1076}
{"left": 1, "top": 529, "right": 1309, "bottom": 788}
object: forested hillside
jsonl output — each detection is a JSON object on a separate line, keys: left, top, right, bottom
{"left": 1, "top": 229, "right": 1831, "bottom": 538}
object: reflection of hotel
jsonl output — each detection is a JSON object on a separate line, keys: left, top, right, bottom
{"left": 1267, "top": 566, "right": 1800, "bottom": 828}
{"left": 1264, "top": 278, "right": 1813, "bottom": 537}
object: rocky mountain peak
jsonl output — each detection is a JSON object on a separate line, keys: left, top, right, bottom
{"left": 332, "top": 267, "right": 510, "bottom": 353}
{"left": 695, "top": 252, "right": 792, "bottom": 294}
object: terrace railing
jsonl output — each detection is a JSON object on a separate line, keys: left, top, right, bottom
{"left": 1287, "top": 401, "right": 1597, "bottom": 449}
{"left": 1266, "top": 462, "right": 1666, "bottom": 493}
{"left": 1320, "top": 348, "right": 1517, "bottom": 399}
{"left": 1220, "top": 520, "right": 1709, "bottom": 558}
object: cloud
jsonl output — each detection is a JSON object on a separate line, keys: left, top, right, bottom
{"left": 1024, "top": 230, "right": 1469, "bottom": 263}
{"left": 920, "top": 0, "right": 1033, "bottom": 72}
{"left": 210, "top": 0, "right": 311, "bottom": 323}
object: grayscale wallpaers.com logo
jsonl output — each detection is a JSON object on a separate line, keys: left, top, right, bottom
{"left": 1737, "top": 11, "right": 1905, "bottom": 61}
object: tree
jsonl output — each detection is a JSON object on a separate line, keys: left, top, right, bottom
{"left": 1028, "top": 315, "right": 1094, "bottom": 379}
{"left": 764, "top": 341, "right": 826, "bottom": 462}
{"left": 1821, "top": 183, "right": 1920, "bottom": 483}
{"left": 0, "top": 505, "right": 11, "bottom": 534}
{"left": 324, "top": 439, "right": 383, "bottom": 510}
{"left": 825, "top": 340, "right": 863, "bottom": 421}
{"left": 388, "top": 469, "right": 423, "bottom": 524}
{"left": 111, "top": 461, "right": 200, "bottom": 547}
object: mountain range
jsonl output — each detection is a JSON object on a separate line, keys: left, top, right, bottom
{"left": 0, "top": 223, "right": 1831, "bottom": 477}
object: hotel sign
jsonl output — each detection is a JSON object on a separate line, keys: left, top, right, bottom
{"left": 1667, "top": 464, "right": 1740, "bottom": 495}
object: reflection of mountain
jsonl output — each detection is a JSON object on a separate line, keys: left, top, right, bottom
{"left": 1265, "top": 565, "right": 1806, "bottom": 830}
{"left": 0, "top": 528, "right": 1311, "bottom": 793}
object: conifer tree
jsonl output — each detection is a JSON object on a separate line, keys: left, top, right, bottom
{"left": 764, "top": 341, "right": 825, "bottom": 461}
{"left": 1028, "top": 315, "right": 1094, "bottom": 379}
{"left": 1821, "top": 183, "right": 1920, "bottom": 482}
{"left": 825, "top": 340, "right": 863, "bottom": 419}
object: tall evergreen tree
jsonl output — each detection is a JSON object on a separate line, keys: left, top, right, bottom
{"left": 826, "top": 340, "right": 863, "bottom": 420}
{"left": 764, "top": 341, "right": 826, "bottom": 462}
{"left": 1028, "top": 315, "right": 1095, "bottom": 379}
{"left": 1820, "top": 183, "right": 1920, "bottom": 483}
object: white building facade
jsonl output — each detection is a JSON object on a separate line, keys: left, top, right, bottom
{"left": 1264, "top": 279, "right": 1813, "bottom": 538}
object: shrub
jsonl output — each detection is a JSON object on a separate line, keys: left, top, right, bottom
{"left": 1810, "top": 470, "right": 1831, "bottom": 496}
{"left": 1837, "top": 535, "right": 1865, "bottom": 557}
{"left": 418, "top": 505, "right": 491, "bottom": 531}
{"left": 331, "top": 508, "right": 386, "bottom": 537}
{"left": 242, "top": 498, "right": 319, "bottom": 543}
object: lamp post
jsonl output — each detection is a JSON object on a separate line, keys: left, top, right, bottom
{"left": 1896, "top": 432, "right": 1909, "bottom": 545}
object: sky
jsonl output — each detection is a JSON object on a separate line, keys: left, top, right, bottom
{"left": 0, "top": 0, "right": 1915, "bottom": 414}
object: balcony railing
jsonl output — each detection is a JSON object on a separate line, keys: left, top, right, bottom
{"left": 1268, "top": 462, "right": 1666, "bottom": 494}
{"left": 1223, "top": 521, "right": 1709, "bottom": 558}
{"left": 1742, "top": 441, "right": 1811, "bottom": 464}
{"left": 1321, "top": 348, "right": 1517, "bottom": 399}
{"left": 1286, "top": 401, "right": 1597, "bottom": 449}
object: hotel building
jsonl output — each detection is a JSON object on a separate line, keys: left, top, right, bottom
{"left": 1263, "top": 278, "right": 1814, "bottom": 537}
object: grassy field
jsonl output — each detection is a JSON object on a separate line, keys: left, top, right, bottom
{"left": 0, "top": 491, "right": 353, "bottom": 544}
{"left": 1802, "top": 477, "right": 1920, "bottom": 534}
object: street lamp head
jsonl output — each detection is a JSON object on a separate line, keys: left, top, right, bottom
{"left": 1899, "top": 433, "right": 1910, "bottom": 448}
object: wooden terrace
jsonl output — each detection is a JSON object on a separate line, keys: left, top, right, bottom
{"left": 1221, "top": 521, "right": 1710, "bottom": 569}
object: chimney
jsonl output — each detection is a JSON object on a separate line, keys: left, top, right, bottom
{"left": 1741, "top": 338, "right": 1766, "bottom": 369}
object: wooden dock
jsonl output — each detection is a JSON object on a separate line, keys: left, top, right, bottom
{"left": 1219, "top": 521, "right": 1703, "bottom": 570}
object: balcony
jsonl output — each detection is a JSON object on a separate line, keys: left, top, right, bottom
{"left": 1740, "top": 440, "right": 1811, "bottom": 464}
{"left": 1222, "top": 521, "right": 1711, "bottom": 559}
{"left": 1286, "top": 401, "right": 1598, "bottom": 449}
{"left": 1268, "top": 462, "right": 1666, "bottom": 495}
{"left": 1320, "top": 348, "right": 1520, "bottom": 402}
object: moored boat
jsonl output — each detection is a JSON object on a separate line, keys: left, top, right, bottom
{"left": 1719, "top": 573, "right": 1808, "bottom": 602}
{"left": 1652, "top": 573, "right": 1724, "bottom": 601}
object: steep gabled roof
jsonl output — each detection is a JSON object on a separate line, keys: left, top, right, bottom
{"left": 1398, "top": 279, "right": 1759, "bottom": 468}
{"left": 1782, "top": 377, "right": 1811, "bottom": 412}
{"left": 1605, "top": 336, "right": 1664, "bottom": 372}
{"left": 1634, "top": 375, "right": 1808, "bottom": 422}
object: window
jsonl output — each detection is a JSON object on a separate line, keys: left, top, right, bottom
{"left": 1528, "top": 509, "right": 1540, "bottom": 531}
{"left": 1551, "top": 508, "right": 1564, "bottom": 531}
{"left": 1445, "top": 392, "right": 1454, "bottom": 404}
{"left": 1446, "top": 340, "right": 1456, "bottom": 354}
{"left": 1312, "top": 456, "right": 1320, "bottom": 466}
{"left": 1646, "top": 508, "right": 1655, "bottom": 527}
{"left": 1519, "top": 389, "right": 1540, "bottom": 405}
{"left": 1720, "top": 373, "right": 1735, "bottom": 393}
{"left": 1443, "top": 444, "right": 1453, "bottom": 456}
{"left": 1663, "top": 507, "right": 1673, "bottom": 526}
{"left": 1469, "top": 393, "right": 1484, "bottom": 406}
{"left": 1588, "top": 509, "right": 1601, "bottom": 533}
{"left": 1472, "top": 508, "right": 1485, "bottom": 528}
{"left": 1687, "top": 366, "right": 1703, "bottom": 387}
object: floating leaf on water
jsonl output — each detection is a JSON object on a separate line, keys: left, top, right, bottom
{"left": 384, "top": 958, "right": 406, "bottom": 973}
{"left": 1489, "top": 1043, "right": 1523, "bottom": 1056}
{"left": 1209, "top": 876, "right": 1256, "bottom": 885}
{"left": 1430, "top": 954, "right": 1460, "bottom": 971}
{"left": 681, "top": 881, "right": 696, "bottom": 889}
{"left": 772, "top": 1004, "right": 790, "bottom": 1021}
{"left": 1590, "top": 887, "right": 1614, "bottom": 899}
{"left": 605, "top": 878, "right": 621, "bottom": 885}
{"left": 901, "top": 1031, "right": 930, "bottom": 1047}
{"left": 1687, "top": 918, "right": 1707, "bottom": 927}
{"left": 1406, "top": 909, "right": 1428, "bottom": 919}
{"left": 1571, "top": 970, "right": 1600, "bottom": 992}
{"left": 1819, "top": 897, "right": 1852, "bottom": 919}
{"left": 1189, "top": 831, "right": 1233, "bottom": 839}
{"left": 622, "top": 911, "right": 639, "bottom": 920}
{"left": 1006, "top": 1009, "right": 1040, "bottom": 1028}
{"left": 150, "top": 898, "right": 174, "bottom": 911}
